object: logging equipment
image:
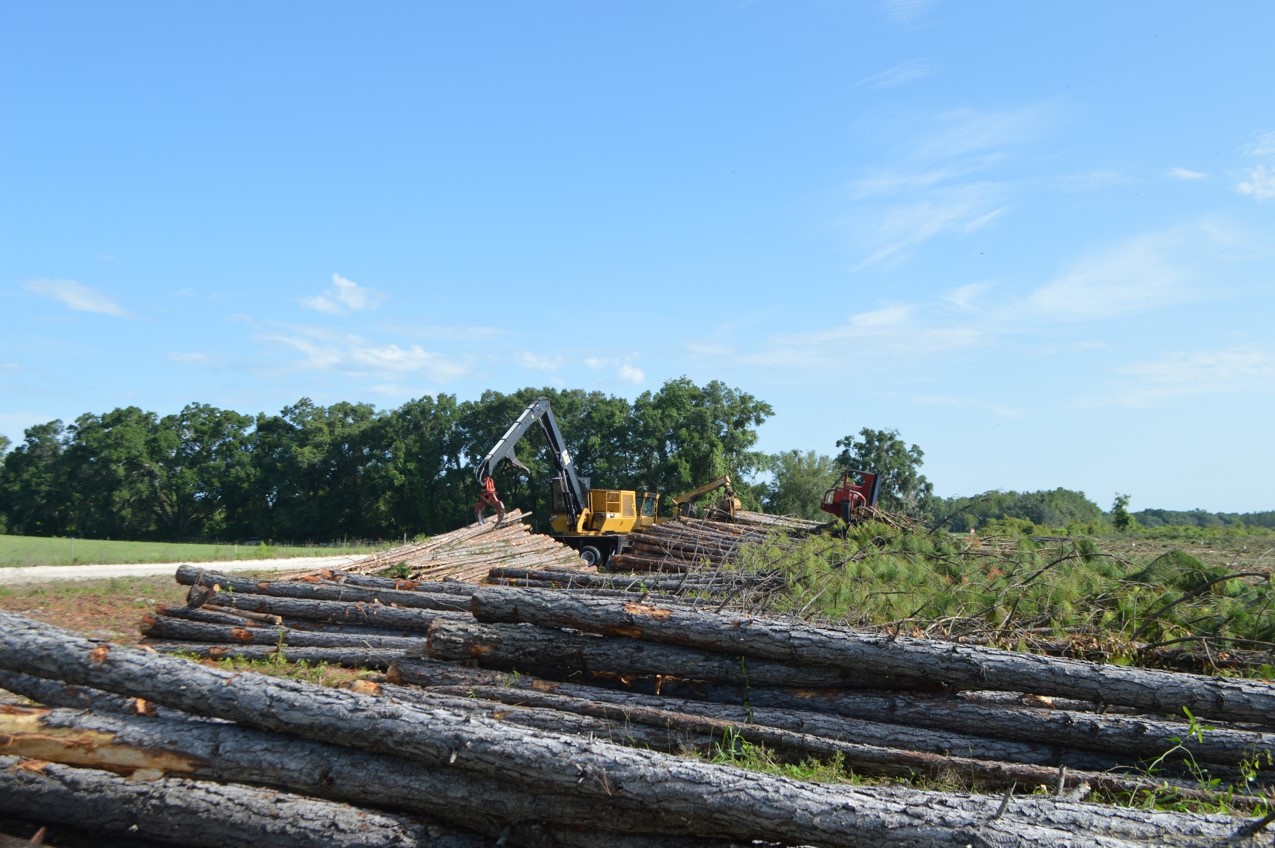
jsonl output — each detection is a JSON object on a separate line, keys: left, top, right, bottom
{"left": 671, "top": 475, "right": 741, "bottom": 521}
{"left": 820, "top": 469, "right": 881, "bottom": 522}
{"left": 473, "top": 398, "right": 661, "bottom": 566}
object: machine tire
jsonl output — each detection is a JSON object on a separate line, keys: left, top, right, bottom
{"left": 578, "top": 545, "right": 603, "bottom": 567}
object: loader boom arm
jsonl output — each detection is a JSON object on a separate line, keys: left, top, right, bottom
{"left": 473, "top": 398, "right": 590, "bottom": 523}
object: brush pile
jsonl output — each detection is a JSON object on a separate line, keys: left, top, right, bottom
{"left": 3, "top": 515, "right": 1275, "bottom": 846}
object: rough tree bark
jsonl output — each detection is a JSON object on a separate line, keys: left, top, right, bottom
{"left": 0, "top": 754, "right": 471, "bottom": 848}
{"left": 0, "top": 706, "right": 725, "bottom": 848}
{"left": 422, "top": 618, "right": 935, "bottom": 690}
{"left": 5, "top": 610, "right": 1247, "bottom": 848}
{"left": 469, "top": 586, "right": 1275, "bottom": 725}
{"left": 199, "top": 592, "right": 469, "bottom": 632}
{"left": 175, "top": 565, "right": 475, "bottom": 611}
{"left": 140, "top": 614, "right": 426, "bottom": 650}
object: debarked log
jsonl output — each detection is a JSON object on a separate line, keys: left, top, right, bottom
{"left": 0, "top": 754, "right": 474, "bottom": 848}
{"left": 421, "top": 618, "right": 936, "bottom": 691}
{"left": 2, "top": 610, "right": 1227, "bottom": 848}
{"left": 176, "top": 565, "right": 476, "bottom": 611}
{"left": 140, "top": 613, "right": 426, "bottom": 650}
{"left": 470, "top": 586, "right": 1275, "bottom": 725}
{"left": 319, "top": 570, "right": 480, "bottom": 595}
{"left": 199, "top": 591, "right": 471, "bottom": 631}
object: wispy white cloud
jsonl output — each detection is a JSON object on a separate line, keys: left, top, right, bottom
{"left": 1019, "top": 231, "right": 1192, "bottom": 321}
{"left": 516, "top": 351, "right": 564, "bottom": 371}
{"left": 747, "top": 303, "right": 982, "bottom": 370}
{"left": 583, "top": 356, "right": 645, "bottom": 384}
{"left": 24, "top": 279, "right": 131, "bottom": 317}
{"left": 300, "top": 273, "right": 385, "bottom": 314}
{"left": 884, "top": 0, "right": 937, "bottom": 26}
{"left": 857, "top": 59, "right": 933, "bottom": 89}
{"left": 916, "top": 394, "right": 1026, "bottom": 419}
{"left": 685, "top": 341, "right": 735, "bottom": 357}
{"left": 844, "top": 105, "right": 1054, "bottom": 269}
{"left": 943, "top": 282, "right": 992, "bottom": 311}
{"left": 1238, "top": 166, "right": 1275, "bottom": 201}
{"left": 1087, "top": 345, "right": 1275, "bottom": 407}
{"left": 849, "top": 182, "right": 1013, "bottom": 271}
{"left": 1237, "top": 131, "right": 1275, "bottom": 201}
{"left": 258, "top": 323, "right": 468, "bottom": 381}
{"left": 913, "top": 106, "right": 1053, "bottom": 163}
{"left": 168, "top": 352, "right": 209, "bottom": 363}
{"left": 1168, "top": 167, "right": 1208, "bottom": 180}
{"left": 1054, "top": 170, "right": 1126, "bottom": 192}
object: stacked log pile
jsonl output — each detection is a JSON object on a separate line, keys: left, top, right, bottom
{"left": 8, "top": 548, "right": 1275, "bottom": 847}
{"left": 4, "top": 608, "right": 1275, "bottom": 848}
{"left": 607, "top": 514, "right": 787, "bottom": 574}
{"left": 341, "top": 509, "right": 585, "bottom": 580}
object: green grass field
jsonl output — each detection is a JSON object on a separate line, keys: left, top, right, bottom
{"left": 0, "top": 534, "right": 384, "bottom": 568}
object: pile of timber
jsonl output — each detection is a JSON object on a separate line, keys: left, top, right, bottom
{"left": 734, "top": 508, "right": 827, "bottom": 533}
{"left": 607, "top": 515, "right": 785, "bottom": 573}
{"left": 7, "top": 553, "right": 1275, "bottom": 841}
{"left": 340, "top": 509, "right": 585, "bottom": 581}
{"left": 4, "top": 607, "right": 1275, "bottom": 848}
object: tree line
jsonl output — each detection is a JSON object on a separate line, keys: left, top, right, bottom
{"left": 0, "top": 380, "right": 772, "bottom": 543}
{"left": 1, "top": 378, "right": 1269, "bottom": 543}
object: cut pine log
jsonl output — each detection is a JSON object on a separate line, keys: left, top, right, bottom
{"left": 198, "top": 591, "right": 470, "bottom": 631}
{"left": 0, "top": 705, "right": 726, "bottom": 847}
{"left": 470, "top": 586, "right": 1275, "bottom": 726}
{"left": 175, "top": 565, "right": 477, "bottom": 610}
{"left": 0, "top": 754, "right": 470, "bottom": 848}
{"left": 7, "top": 609, "right": 1244, "bottom": 848}
{"left": 139, "top": 613, "right": 425, "bottom": 650}
{"left": 420, "top": 618, "right": 936, "bottom": 690}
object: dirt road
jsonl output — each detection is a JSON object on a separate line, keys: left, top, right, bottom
{"left": 0, "top": 555, "right": 361, "bottom": 585}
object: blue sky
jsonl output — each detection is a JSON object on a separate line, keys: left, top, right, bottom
{"left": 3, "top": 2, "right": 1273, "bottom": 514}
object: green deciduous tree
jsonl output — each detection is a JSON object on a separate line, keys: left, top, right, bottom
{"left": 1112, "top": 493, "right": 1136, "bottom": 532}
{"left": 0, "top": 421, "right": 69, "bottom": 536}
{"left": 629, "top": 378, "right": 773, "bottom": 497}
{"left": 762, "top": 450, "right": 839, "bottom": 520}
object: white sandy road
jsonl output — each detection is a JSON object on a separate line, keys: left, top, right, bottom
{"left": 0, "top": 555, "right": 362, "bottom": 585}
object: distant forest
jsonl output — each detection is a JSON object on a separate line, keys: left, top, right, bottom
{"left": 0, "top": 379, "right": 1270, "bottom": 543}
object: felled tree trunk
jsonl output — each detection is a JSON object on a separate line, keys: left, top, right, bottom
{"left": 0, "top": 611, "right": 1261, "bottom": 848}
{"left": 0, "top": 706, "right": 720, "bottom": 847}
{"left": 469, "top": 586, "right": 1275, "bottom": 725}
{"left": 175, "top": 565, "right": 475, "bottom": 611}
{"left": 422, "top": 618, "right": 935, "bottom": 690}
{"left": 0, "top": 754, "right": 471, "bottom": 848}
{"left": 384, "top": 658, "right": 1272, "bottom": 776}
{"left": 198, "top": 592, "right": 468, "bottom": 632}
{"left": 139, "top": 613, "right": 425, "bottom": 650}
{"left": 145, "top": 642, "right": 408, "bottom": 669}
